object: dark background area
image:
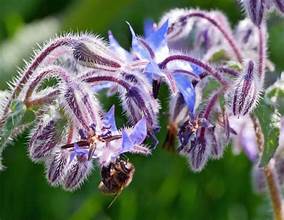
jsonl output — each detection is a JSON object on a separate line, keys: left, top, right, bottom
{"left": 1, "top": 0, "right": 284, "bottom": 219}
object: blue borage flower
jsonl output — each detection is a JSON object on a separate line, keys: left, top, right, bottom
{"left": 67, "top": 105, "right": 150, "bottom": 167}
{"left": 44, "top": 105, "right": 150, "bottom": 190}
{"left": 108, "top": 20, "right": 201, "bottom": 113}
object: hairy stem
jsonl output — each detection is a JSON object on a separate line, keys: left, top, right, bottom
{"left": 264, "top": 160, "right": 284, "bottom": 220}
{"left": 199, "top": 88, "right": 225, "bottom": 138}
{"left": 81, "top": 73, "right": 154, "bottom": 127}
{"left": 217, "top": 67, "right": 240, "bottom": 77}
{"left": 24, "top": 67, "right": 70, "bottom": 102}
{"left": 25, "top": 90, "right": 60, "bottom": 108}
{"left": 1, "top": 37, "right": 78, "bottom": 123}
{"left": 258, "top": 24, "right": 266, "bottom": 81}
{"left": 159, "top": 54, "right": 228, "bottom": 86}
{"left": 169, "top": 11, "right": 243, "bottom": 62}
{"left": 251, "top": 115, "right": 283, "bottom": 220}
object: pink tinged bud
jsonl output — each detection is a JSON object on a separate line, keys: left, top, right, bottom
{"left": 46, "top": 150, "right": 69, "bottom": 186}
{"left": 186, "top": 139, "right": 210, "bottom": 172}
{"left": 62, "top": 158, "right": 93, "bottom": 191}
{"left": 63, "top": 86, "right": 90, "bottom": 130}
{"left": 273, "top": 0, "right": 284, "bottom": 13}
{"left": 206, "top": 127, "right": 223, "bottom": 159}
{"left": 180, "top": 137, "right": 211, "bottom": 172}
{"left": 124, "top": 86, "right": 159, "bottom": 129}
{"left": 73, "top": 40, "right": 123, "bottom": 71}
{"left": 29, "top": 119, "right": 60, "bottom": 161}
{"left": 231, "top": 60, "right": 260, "bottom": 116}
{"left": 242, "top": 0, "right": 266, "bottom": 27}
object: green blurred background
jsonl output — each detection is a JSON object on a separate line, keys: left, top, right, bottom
{"left": 0, "top": 0, "right": 284, "bottom": 219}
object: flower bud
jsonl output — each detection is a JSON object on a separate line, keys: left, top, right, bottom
{"left": 46, "top": 150, "right": 69, "bottom": 186}
{"left": 62, "top": 158, "right": 93, "bottom": 191}
{"left": 242, "top": 0, "right": 266, "bottom": 27}
{"left": 29, "top": 120, "right": 57, "bottom": 161}
{"left": 179, "top": 137, "right": 210, "bottom": 172}
{"left": 124, "top": 86, "right": 159, "bottom": 129}
{"left": 230, "top": 60, "right": 261, "bottom": 116}
{"left": 206, "top": 127, "right": 223, "bottom": 159}
{"left": 73, "top": 39, "right": 123, "bottom": 71}
{"left": 188, "top": 139, "right": 210, "bottom": 172}
{"left": 29, "top": 109, "right": 64, "bottom": 161}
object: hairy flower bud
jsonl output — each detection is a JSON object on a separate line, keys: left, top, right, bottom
{"left": 73, "top": 38, "right": 123, "bottom": 71}
{"left": 242, "top": 0, "right": 266, "bottom": 27}
{"left": 230, "top": 60, "right": 261, "bottom": 116}
{"left": 124, "top": 86, "right": 159, "bottom": 129}
{"left": 29, "top": 120, "right": 58, "bottom": 161}
{"left": 46, "top": 150, "right": 69, "bottom": 186}
{"left": 188, "top": 139, "right": 210, "bottom": 172}
{"left": 29, "top": 108, "right": 64, "bottom": 161}
{"left": 206, "top": 127, "right": 223, "bottom": 159}
{"left": 179, "top": 132, "right": 211, "bottom": 172}
{"left": 62, "top": 157, "right": 93, "bottom": 191}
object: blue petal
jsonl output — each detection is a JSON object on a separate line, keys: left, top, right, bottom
{"left": 146, "top": 20, "right": 168, "bottom": 51}
{"left": 108, "top": 31, "right": 131, "bottom": 60}
{"left": 127, "top": 22, "right": 151, "bottom": 59}
{"left": 103, "top": 105, "right": 117, "bottom": 132}
{"left": 190, "top": 64, "right": 203, "bottom": 76}
{"left": 129, "top": 118, "right": 147, "bottom": 145}
{"left": 70, "top": 143, "right": 80, "bottom": 162}
{"left": 144, "top": 18, "right": 155, "bottom": 38}
{"left": 121, "top": 130, "right": 134, "bottom": 153}
{"left": 70, "top": 151, "right": 76, "bottom": 163}
{"left": 174, "top": 74, "right": 196, "bottom": 113}
{"left": 144, "top": 60, "right": 163, "bottom": 81}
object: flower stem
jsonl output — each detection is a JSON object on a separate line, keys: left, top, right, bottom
{"left": 25, "top": 90, "right": 60, "bottom": 108}
{"left": 81, "top": 73, "right": 155, "bottom": 127}
{"left": 251, "top": 115, "right": 283, "bottom": 220}
{"left": 159, "top": 54, "right": 228, "bottom": 86}
{"left": 169, "top": 11, "right": 243, "bottom": 62}
{"left": 264, "top": 160, "right": 284, "bottom": 220}
{"left": 258, "top": 24, "right": 266, "bottom": 81}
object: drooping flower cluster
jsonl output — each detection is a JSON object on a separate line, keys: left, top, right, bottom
{"left": 0, "top": 2, "right": 282, "bottom": 194}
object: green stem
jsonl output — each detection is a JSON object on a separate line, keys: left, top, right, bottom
{"left": 251, "top": 115, "right": 283, "bottom": 220}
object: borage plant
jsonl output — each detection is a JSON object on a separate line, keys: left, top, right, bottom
{"left": 1, "top": 0, "right": 284, "bottom": 218}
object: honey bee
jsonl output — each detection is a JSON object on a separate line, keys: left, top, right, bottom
{"left": 98, "top": 159, "right": 135, "bottom": 195}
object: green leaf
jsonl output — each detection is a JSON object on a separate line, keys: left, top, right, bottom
{"left": 208, "top": 49, "right": 229, "bottom": 63}
{"left": 0, "top": 100, "right": 26, "bottom": 170}
{"left": 225, "top": 60, "right": 242, "bottom": 71}
{"left": 257, "top": 73, "right": 284, "bottom": 166}
{"left": 265, "top": 72, "right": 284, "bottom": 115}
{"left": 256, "top": 103, "right": 281, "bottom": 167}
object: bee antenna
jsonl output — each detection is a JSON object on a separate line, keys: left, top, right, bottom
{"left": 107, "top": 191, "right": 122, "bottom": 208}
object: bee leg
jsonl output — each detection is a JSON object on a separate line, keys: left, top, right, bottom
{"left": 88, "top": 144, "right": 96, "bottom": 160}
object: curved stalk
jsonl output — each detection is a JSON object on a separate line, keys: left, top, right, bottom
{"left": 258, "top": 24, "right": 266, "bottom": 81}
{"left": 251, "top": 115, "right": 284, "bottom": 220}
{"left": 168, "top": 11, "right": 243, "bottom": 62}
{"left": 159, "top": 54, "right": 228, "bottom": 86}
